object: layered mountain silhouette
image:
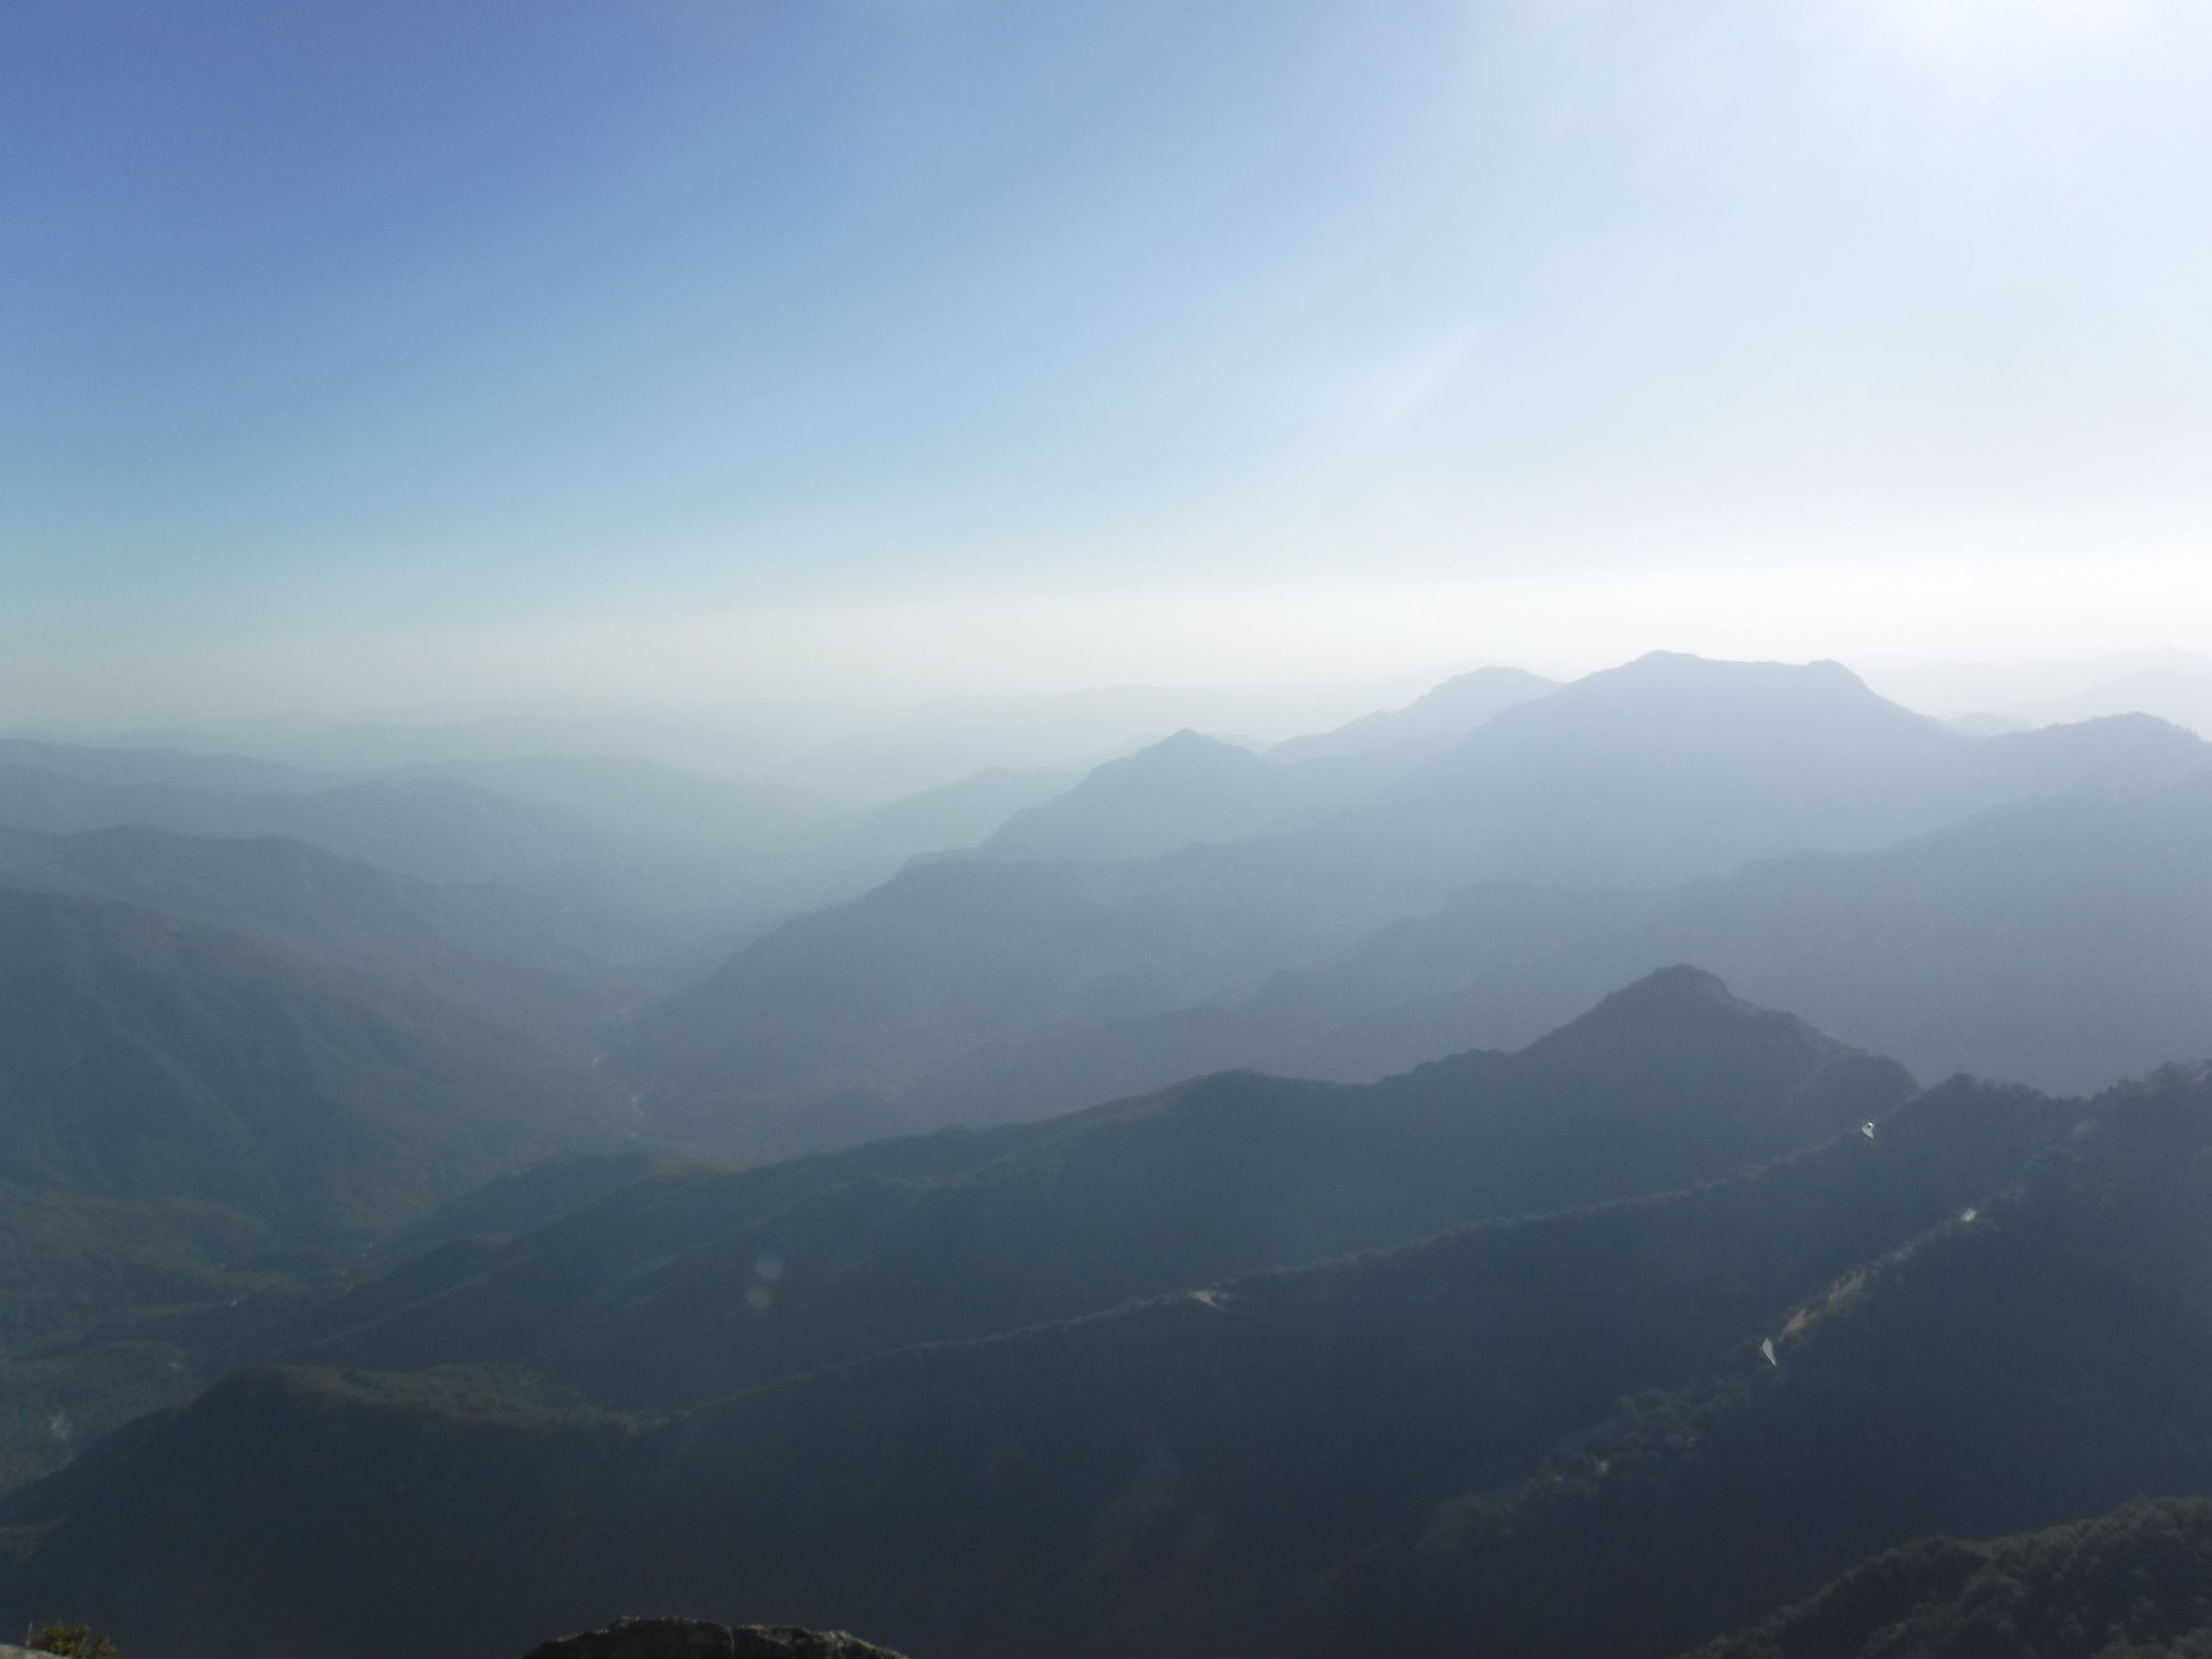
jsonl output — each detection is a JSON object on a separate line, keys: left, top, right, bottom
{"left": 263, "top": 971, "right": 1911, "bottom": 1408}
{"left": 615, "top": 844, "right": 1356, "bottom": 1154}
{"left": 976, "top": 730, "right": 1425, "bottom": 866}
{"left": 1328, "top": 653, "right": 2206, "bottom": 895}
{"left": 8, "top": 656, "right": 2212, "bottom": 1659}
{"left": 1274, "top": 765, "right": 2212, "bottom": 1094}
{"left": 0, "top": 738, "right": 329, "bottom": 796}
{"left": 896, "top": 880, "right": 1648, "bottom": 1126}
{"left": 914, "top": 763, "right": 2212, "bottom": 1113}
{"left": 0, "top": 758, "right": 593, "bottom": 885}
{"left": 812, "top": 766, "right": 1078, "bottom": 875}
{"left": 0, "top": 823, "right": 628, "bottom": 1044}
{"left": 388, "top": 754, "right": 821, "bottom": 859}
{"left": 1262, "top": 664, "right": 1559, "bottom": 763}
{"left": 1, "top": 998, "right": 2122, "bottom": 1659}
{"left": 618, "top": 655, "right": 2208, "bottom": 1152}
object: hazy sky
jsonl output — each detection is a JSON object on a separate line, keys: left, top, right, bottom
{"left": 5, "top": 0, "right": 2211, "bottom": 727}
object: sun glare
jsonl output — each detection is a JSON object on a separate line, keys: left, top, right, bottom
{"left": 1874, "top": 0, "right": 2144, "bottom": 49}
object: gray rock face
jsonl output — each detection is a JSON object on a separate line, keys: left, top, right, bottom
{"left": 518, "top": 1618, "right": 906, "bottom": 1659}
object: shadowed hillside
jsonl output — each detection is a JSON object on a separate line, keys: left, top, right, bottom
{"left": 0, "top": 887, "right": 633, "bottom": 1491}
{"left": 266, "top": 971, "right": 1912, "bottom": 1407}
{"left": 0, "top": 889, "right": 627, "bottom": 1240}
{"left": 0, "top": 1021, "right": 2082, "bottom": 1659}
{"left": 1308, "top": 1063, "right": 2212, "bottom": 1658}
{"left": 1678, "top": 1497, "right": 2212, "bottom": 1659}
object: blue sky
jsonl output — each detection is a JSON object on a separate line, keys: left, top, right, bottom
{"left": 5, "top": 0, "right": 2211, "bottom": 725}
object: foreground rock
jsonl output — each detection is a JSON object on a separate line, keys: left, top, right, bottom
{"left": 520, "top": 1618, "right": 905, "bottom": 1659}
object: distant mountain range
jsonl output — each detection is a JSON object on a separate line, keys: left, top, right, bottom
{"left": 0, "top": 759, "right": 592, "bottom": 886}
{"left": 1996, "top": 663, "right": 2212, "bottom": 739}
{"left": 0, "top": 822, "right": 630, "bottom": 1044}
{"left": 1262, "top": 664, "right": 1559, "bottom": 763}
{"left": 914, "top": 763, "right": 2212, "bottom": 1115}
{"left": 6, "top": 655, "right": 2211, "bottom": 1659}
{"left": 975, "top": 668, "right": 1566, "bottom": 865}
{"left": 817, "top": 766, "right": 1078, "bottom": 874}
{"left": 617, "top": 654, "right": 2211, "bottom": 1154}
{"left": 975, "top": 730, "right": 1412, "bottom": 865}
{"left": 0, "top": 888, "right": 627, "bottom": 1242}
{"left": 11, "top": 978, "right": 2182, "bottom": 1659}
{"left": 0, "top": 734, "right": 1110, "bottom": 952}
{"left": 0, "top": 738, "right": 331, "bottom": 796}
{"left": 1330, "top": 653, "right": 2205, "bottom": 895}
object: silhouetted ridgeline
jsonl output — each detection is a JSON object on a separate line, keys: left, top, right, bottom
{"left": 5, "top": 658, "right": 2211, "bottom": 1659}
{"left": 1678, "top": 1497, "right": 2212, "bottom": 1659}
{"left": 1262, "top": 664, "right": 1559, "bottom": 764}
{"left": 975, "top": 729, "right": 1414, "bottom": 865}
{"left": 1310, "top": 1064, "right": 2212, "bottom": 1659}
{"left": 11, "top": 1031, "right": 2173, "bottom": 1659}
{"left": 619, "top": 654, "right": 2209, "bottom": 1157}
{"left": 1095, "top": 762, "right": 2212, "bottom": 1102}
{"left": 261, "top": 969, "right": 1911, "bottom": 1407}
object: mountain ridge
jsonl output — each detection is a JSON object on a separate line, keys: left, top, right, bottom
{"left": 0, "top": 1048, "right": 2089, "bottom": 1659}
{"left": 617, "top": 655, "right": 2209, "bottom": 1153}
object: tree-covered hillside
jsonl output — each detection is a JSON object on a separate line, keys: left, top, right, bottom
{"left": 0, "top": 1037, "right": 2098, "bottom": 1659}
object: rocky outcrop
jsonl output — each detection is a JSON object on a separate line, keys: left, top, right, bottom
{"left": 518, "top": 1618, "right": 906, "bottom": 1659}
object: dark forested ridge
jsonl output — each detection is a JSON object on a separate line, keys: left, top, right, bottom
{"left": 6, "top": 998, "right": 2158, "bottom": 1659}
{"left": 1310, "top": 1063, "right": 2212, "bottom": 1659}
{"left": 1679, "top": 1497, "right": 2212, "bottom": 1659}
{"left": 257, "top": 969, "right": 1912, "bottom": 1407}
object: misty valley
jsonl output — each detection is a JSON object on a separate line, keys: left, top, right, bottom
{"left": 16, "top": 0, "right": 2212, "bottom": 1648}
{"left": 4, "top": 654, "right": 2212, "bottom": 1658}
